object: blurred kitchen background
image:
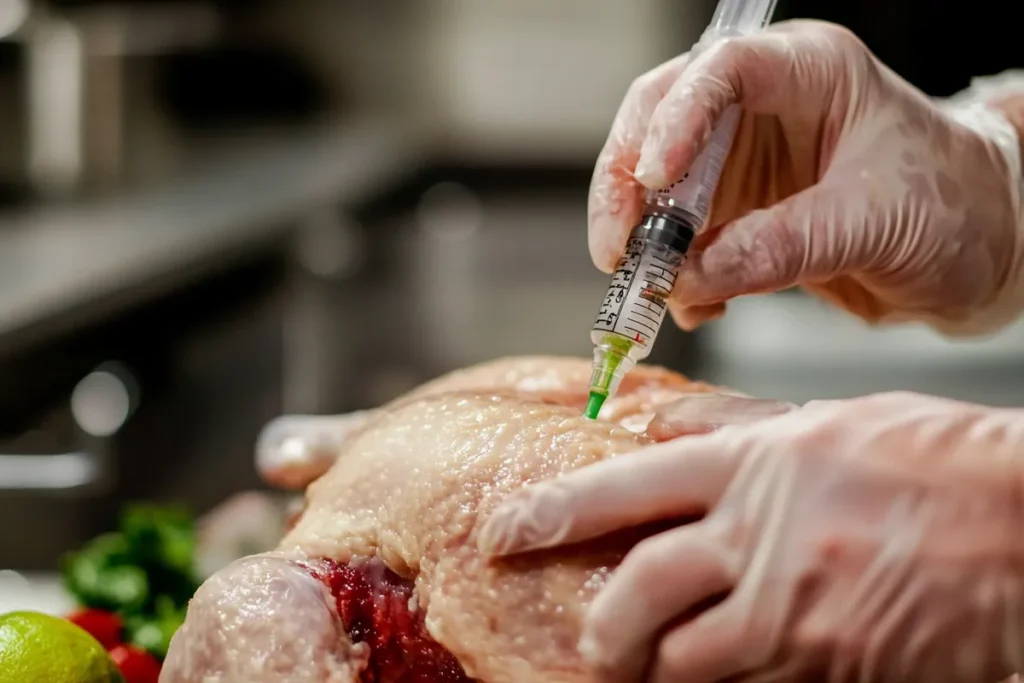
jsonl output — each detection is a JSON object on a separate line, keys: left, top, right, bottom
{"left": 0, "top": 0, "right": 1021, "bottom": 578}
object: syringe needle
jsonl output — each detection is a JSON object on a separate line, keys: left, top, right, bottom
{"left": 583, "top": 392, "right": 606, "bottom": 420}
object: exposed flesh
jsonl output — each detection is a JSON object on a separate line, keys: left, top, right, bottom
{"left": 161, "top": 356, "right": 792, "bottom": 683}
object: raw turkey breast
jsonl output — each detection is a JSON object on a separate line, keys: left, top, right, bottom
{"left": 160, "top": 356, "right": 791, "bottom": 683}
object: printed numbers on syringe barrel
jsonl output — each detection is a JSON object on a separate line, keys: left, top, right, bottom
{"left": 594, "top": 238, "right": 643, "bottom": 328}
{"left": 592, "top": 237, "right": 679, "bottom": 353}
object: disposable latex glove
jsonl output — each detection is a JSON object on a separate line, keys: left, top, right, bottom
{"left": 478, "top": 392, "right": 1024, "bottom": 683}
{"left": 589, "top": 19, "right": 1024, "bottom": 335}
{"left": 644, "top": 391, "right": 796, "bottom": 440}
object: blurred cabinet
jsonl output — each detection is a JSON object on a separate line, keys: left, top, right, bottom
{"left": 265, "top": 0, "right": 712, "bottom": 164}
{"left": 416, "top": 0, "right": 696, "bottom": 161}
{"left": 0, "top": 257, "right": 285, "bottom": 570}
{"left": 284, "top": 164, "right": 702, "bottom": 415}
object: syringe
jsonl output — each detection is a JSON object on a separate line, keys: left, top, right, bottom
{"left": 584, "top": 0, "right": 779, "bottom": 420}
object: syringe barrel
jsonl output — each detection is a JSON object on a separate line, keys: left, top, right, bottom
{"left": 590, "top": 217, "right": 689, "bottom": 360}
{"left": 642, "top": 103, "right": 742, "bottom": 232}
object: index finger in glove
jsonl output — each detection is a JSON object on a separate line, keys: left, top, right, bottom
{"left": 589, "top": 52, "right": 691, "bottom": 273}
{"left": 647, "top": 393, "right": 798, "bottom": 441}
{"left": 636, "top": 20, "right": 849, "bottom": 189}
{"left": 477, "top": 428, "right": 747, "bottom": 557}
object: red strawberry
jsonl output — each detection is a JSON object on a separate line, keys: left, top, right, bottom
{"left": 108, "top": 644, "right": 161, "bottom": 683}
{"left": 66, "top": 608, "right": 123, "bottom": 650}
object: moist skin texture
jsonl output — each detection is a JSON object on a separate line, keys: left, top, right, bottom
{"left": 257, "top": 356, "right": 724, "bottom": 491}
{"left": 283, "top": 394, "right": 650, "bottom": 683}
{"left": 161, "top": 356, "right": 784, "bottom": 683}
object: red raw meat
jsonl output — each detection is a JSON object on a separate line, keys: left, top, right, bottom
{"left": 304, "top": 558, "right": 470, "bottom": 683}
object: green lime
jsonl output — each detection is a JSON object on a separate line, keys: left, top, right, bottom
{"left": 0, "top": 611, "right": 124, "bottom": 683}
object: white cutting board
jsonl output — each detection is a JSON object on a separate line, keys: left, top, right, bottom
{"left": 0, "top": 570, "right": 75, "bottom": 615}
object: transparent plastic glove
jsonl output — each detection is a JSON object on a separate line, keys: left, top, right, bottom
{"left": 478, "top": 392, "right": 1024, "bottom": 683}
{"left": 646, "top": 392, "right": 796, "bottom": 440}
{"left": 589, "top": 19, "right": 1024, "bottom": 335}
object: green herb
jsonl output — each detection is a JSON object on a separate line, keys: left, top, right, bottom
{"left": 124, "top": 596, "right": 188, "bottom": 659}
{"left": 62, "top": 533, "right": 150, "bottom": 612}
{"left": 61, "top": 504, "right": 201, "bottom": 660}
{"left": 121, "top": 505, "right": 196, "bottom": 576}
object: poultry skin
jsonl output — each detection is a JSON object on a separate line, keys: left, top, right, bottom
{"left": 160, "top": 356, "right": 792, "bottom": 683}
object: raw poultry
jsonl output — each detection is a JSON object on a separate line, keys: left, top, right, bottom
{"left": 160, "top": 356, "right": 793, "bottom": 683}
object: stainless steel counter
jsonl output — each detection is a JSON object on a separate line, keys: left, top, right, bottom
{"left": 0, "top": 120, "right": 425, "bottom": 356}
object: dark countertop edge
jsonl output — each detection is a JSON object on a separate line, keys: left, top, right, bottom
{"left": 0, "top": 119, "right": 427, "bottom": 357}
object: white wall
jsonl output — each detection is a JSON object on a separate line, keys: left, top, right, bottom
{"left": 265, "top": 0, "right": 710, "bottom": 163}
{"left": 416, "top": 0, "right": 686, "bottom": 161}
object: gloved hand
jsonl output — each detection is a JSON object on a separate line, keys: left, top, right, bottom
{"left": 589, "top": 19, "right": 1024, "bottom": 335}
{"left": 478, "top": 392, "right": 1024, "bottom": 683}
